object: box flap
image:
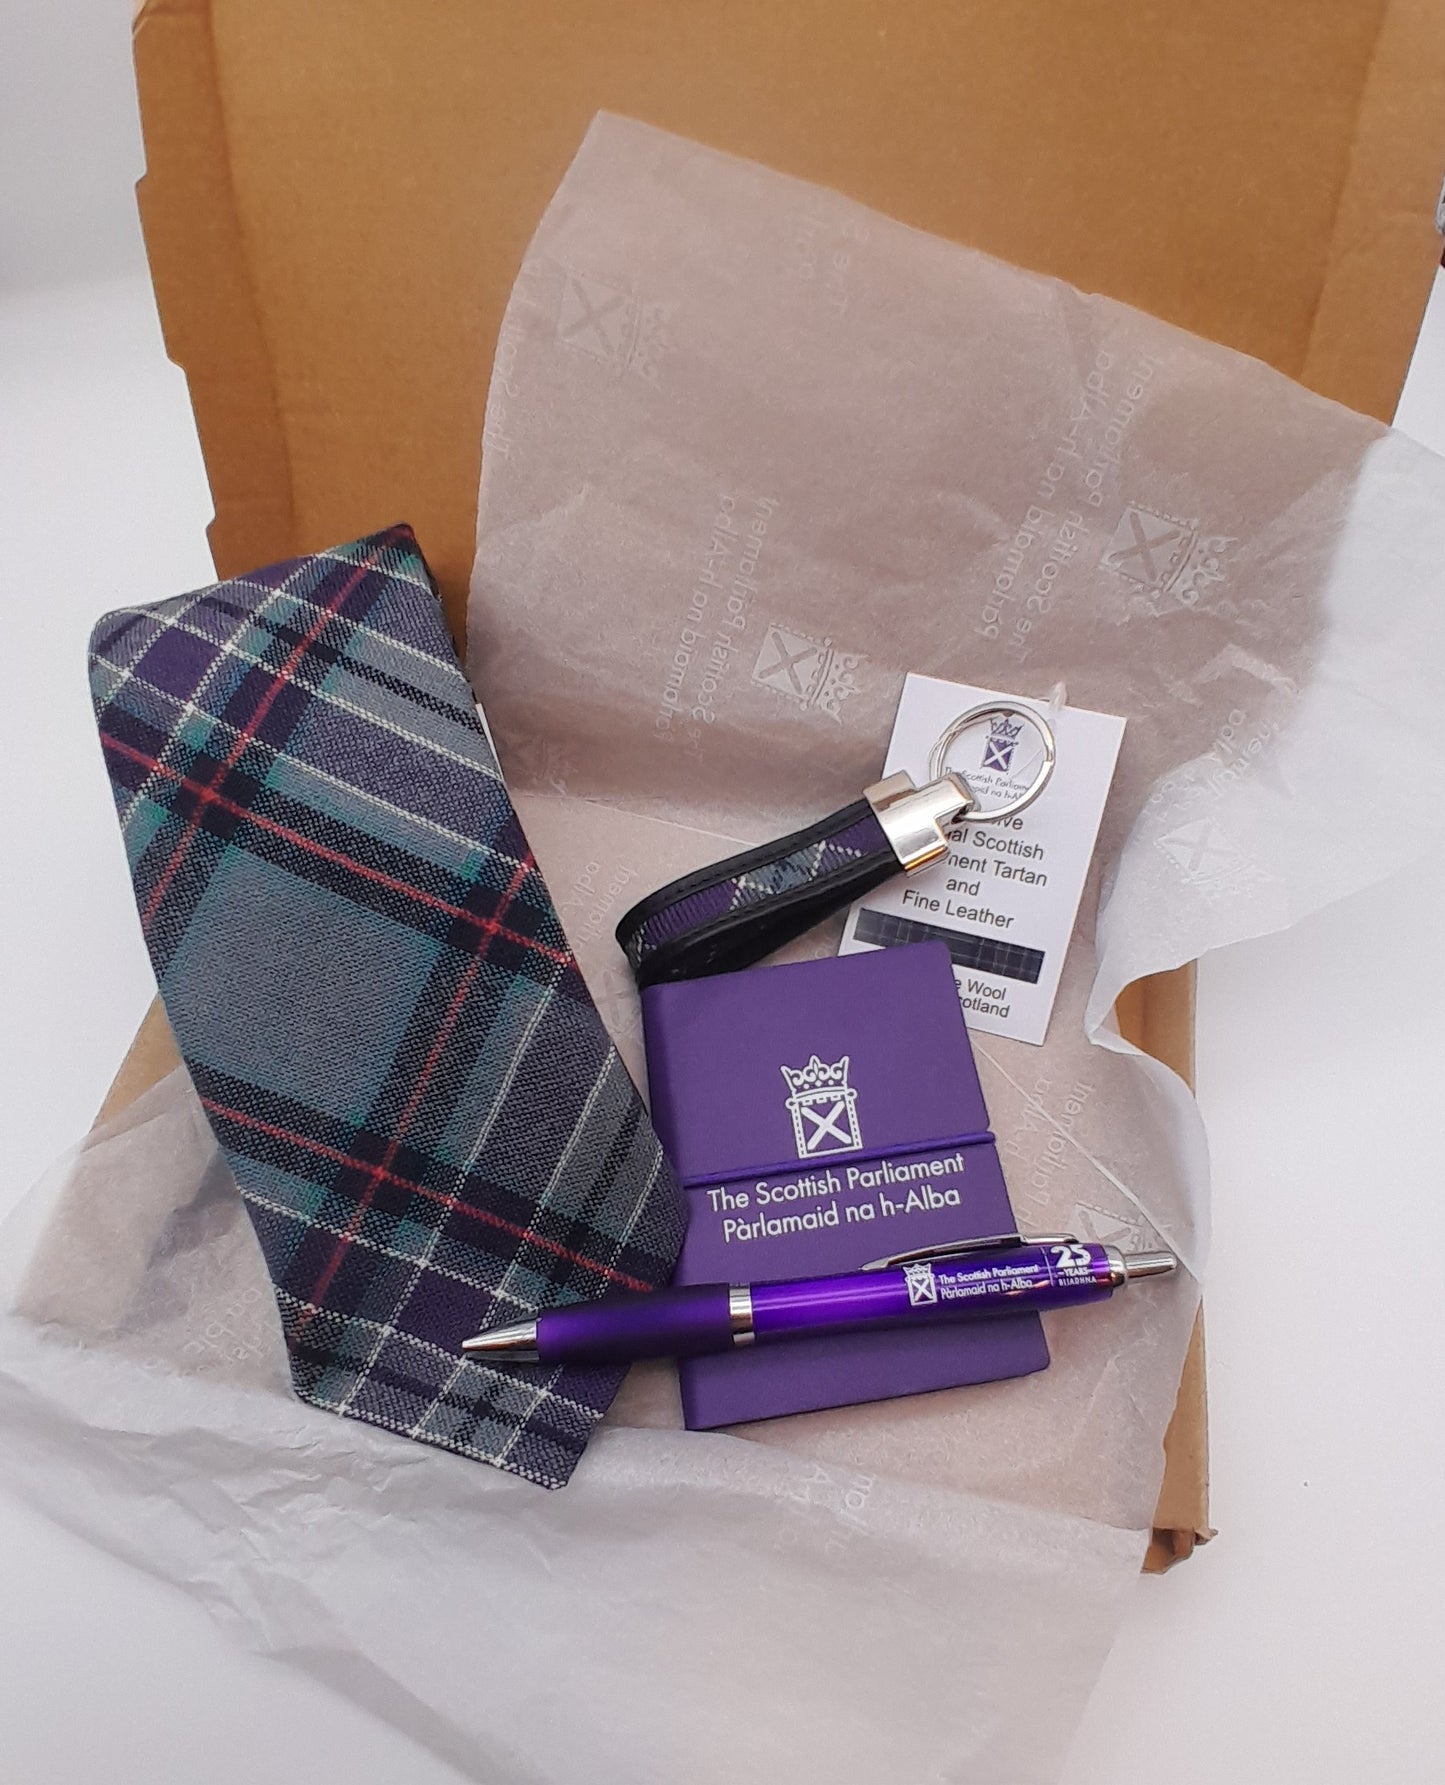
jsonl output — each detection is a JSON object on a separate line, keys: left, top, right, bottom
{"left": 135, "top": 0, "right": 1445, "bottom": 630}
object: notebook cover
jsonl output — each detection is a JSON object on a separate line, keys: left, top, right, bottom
{"left": 642, "top": 942, "right": 1048, "bottom": 1428}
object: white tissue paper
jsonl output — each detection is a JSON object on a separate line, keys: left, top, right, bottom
{"left": 5, "top": 113, "right": 1445, "bottom": 1784}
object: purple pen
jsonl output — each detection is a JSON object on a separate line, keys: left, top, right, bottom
{"left": 459, "top": 1235, "right": 1177, "bottom": 1366}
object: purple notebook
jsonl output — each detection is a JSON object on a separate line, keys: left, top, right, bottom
{"left": 642, "top": 942, "right": 1049, "bottom": 1428}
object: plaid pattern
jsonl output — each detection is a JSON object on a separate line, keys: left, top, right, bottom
{"left": 622, "top": 808, "right": 886, "bottom": 975}
{"left": 89, "top": 525, "right": 683, "bottom": 1488}
{"left": 853, "top": 907, "right": 1046, "bottom": 984}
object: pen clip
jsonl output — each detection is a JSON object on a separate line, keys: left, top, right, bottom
{"left": 859, "top": 1232, "right": 1077, "bottom": 1272}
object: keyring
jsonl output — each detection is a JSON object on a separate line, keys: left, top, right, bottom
{"left": 616, "top": 697, "right": 1059, "bottom": 987}
{"left": 928, "top": 701, "right": 1056, "bottom": 823}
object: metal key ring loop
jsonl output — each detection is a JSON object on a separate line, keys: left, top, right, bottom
{"left": 928, "top": 701, "right": 1057, "bottom": 823}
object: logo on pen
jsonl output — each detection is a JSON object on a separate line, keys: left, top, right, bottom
{"left": 781, "top": 1054, "right": 863, "bottom": 1157}
{"left": 902, "top": 1261, "right": 938, "bottom": 1306}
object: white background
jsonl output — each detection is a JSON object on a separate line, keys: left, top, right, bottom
{"left": 2, "top": 7, "right": 1444, "bottom": 1782}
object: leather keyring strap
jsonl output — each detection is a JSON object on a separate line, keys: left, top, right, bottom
{"left": 616, "top": 799, "right": 898, "bottom": 988}
{"left": 616, "top": 770, "right": 981, "bottom": 988}
{"left": 616, "top": 703, "right": 1058, "bottom": 991}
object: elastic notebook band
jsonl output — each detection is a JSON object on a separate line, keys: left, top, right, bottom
{"left": 678, "top": 1130, "right": 996, "bottom": 1190}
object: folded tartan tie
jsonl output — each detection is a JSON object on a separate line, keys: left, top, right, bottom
{"left": 88, "top": 525, "right": 683, "bottom": 1487}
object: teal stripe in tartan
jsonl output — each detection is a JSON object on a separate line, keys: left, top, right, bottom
{"left": 89, "top": 524, "right": 683, "bottom": 1488}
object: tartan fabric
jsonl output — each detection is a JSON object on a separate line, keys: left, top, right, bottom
{"left": 852, "top": 907, "right": 1047, "bottom": 984}
{"left": 88, "top": 525, "right": 683, "bottom": 1488}
{"left": 622, "top": 808, "right": 886, "bottom": 975}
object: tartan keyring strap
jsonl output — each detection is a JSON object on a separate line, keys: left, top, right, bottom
{"left": 615, "top": 705, "right": 1059, "bottom": 989}
{"left": 88, "top": 525, "right": 683, "bottom": 1488}
{"left": 615, "top": 798, "right": 903, "bottom": 988}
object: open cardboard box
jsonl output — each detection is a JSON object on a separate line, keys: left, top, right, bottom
{"left": 114, "top": 0, "right": 1445, "bottom": 1570}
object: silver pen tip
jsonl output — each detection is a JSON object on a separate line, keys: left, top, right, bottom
{"left": 1122, "top": 1250, "right": 1178, "bottom": 1281}
{"left": 460, "top": 1319, "right": 541, "bottom": 1362}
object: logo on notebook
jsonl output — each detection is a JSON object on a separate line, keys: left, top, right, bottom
{"left": 1100, "top": 504, "right": 1234, "bottom": 609}
{"left": 751, "top": 624, "right": 862, "bottom": 720}
{"left": 902, "top": 1261, "right": 938, "bottom": 1307}
{"left": 982, "top": 712, "right": 1024, "bottom": 771}
{"left": 781, "top": 1054, "right": 863, "bottom": 1157}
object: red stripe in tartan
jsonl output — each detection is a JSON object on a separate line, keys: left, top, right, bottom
{"left": 297, "top": 853, "right": 533, "bottom": 1324}
{"left": 139, "top": 539, "right": 392, "bottom": 935}
{"left": 199, "top": 1095, "right": 653, "bottom": 1294}
{"left": 100, "top": 733, "right": 573, "bottom": 969}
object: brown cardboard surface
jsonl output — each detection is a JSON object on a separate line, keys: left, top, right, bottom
{"left": 118, "top": 0, "right": 1445, "bottom": 1565}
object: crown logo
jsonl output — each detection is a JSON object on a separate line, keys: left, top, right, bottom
{"left": 1101, "top": 504, "right": 1236, "bottom": 612}
{"left": 813, "top": 647, "right": 863, "bottom": 722}
{"left": 627, "top": 298, "right": 674, "bottom": 388}
{"left": 1168, "top": 534, "right": 1235, "bottom": 609}
{"left": 983, "top": 711, "right": 1025, "bottom": 772}
{"left": 903, "top": 1261, "right": 938, "bottom": 1306}
{"left": 781, "top": 1055, "right": 862, "bottom": 1157}
{"left": 780, "top": 1054, "right": 850, "bottom": 1095}
{"left": 751, "top": 626, "right": 864, "bottom": 720}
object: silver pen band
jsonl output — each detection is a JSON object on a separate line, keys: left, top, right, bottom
{"left": 728, "top": 1284, "right": 755, "bottom": 1347}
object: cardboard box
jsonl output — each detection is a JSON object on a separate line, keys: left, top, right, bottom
{"left": 113, "top": 0, "right": 1445, "bottom": 1569}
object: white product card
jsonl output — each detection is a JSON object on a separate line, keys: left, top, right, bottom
{"left": 840, "top": 675, "right": 1126, "bottom": 1045}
